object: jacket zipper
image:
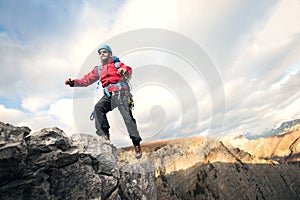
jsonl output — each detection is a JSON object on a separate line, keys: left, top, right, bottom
{"left": 106, "top": 63, "right": 110, "bottom": 85}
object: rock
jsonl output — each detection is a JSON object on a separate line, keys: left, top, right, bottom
{"left": 119, "top": 161, "right": 157, "bottom": 200}
{"left": 221, "top": 124, "right": 300, "bottom": 163}
{"left": 2, "top": 120, "right": 300, "bottom": 200}
{"left": 0, "top": 122, "right": 30, "bottom": 191}
{"left": 0, "top": 122, "right": 156, "bottom": 200}
{"left": 118, "top": 135, "right": 300, "bottom": 200}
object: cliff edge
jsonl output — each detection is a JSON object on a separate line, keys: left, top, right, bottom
{"left": 0, "top": 121, "right": 156, "bottom": 200}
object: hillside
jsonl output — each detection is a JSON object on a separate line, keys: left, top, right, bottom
{"left": 221, "top": 123, "right": 300, "bottom": 163}
{"left": 118, "top": 123, "right": 300, "bottom": 199}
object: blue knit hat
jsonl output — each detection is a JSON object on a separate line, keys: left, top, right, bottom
{"left": 98, "top": 45, "right": 112, "bottom": 54}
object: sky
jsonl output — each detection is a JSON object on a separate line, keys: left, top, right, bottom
{"left": 0, "top": 0, "right": 299, "bottom": 147}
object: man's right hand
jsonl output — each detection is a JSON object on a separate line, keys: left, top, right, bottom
{"left": 65, "top": 78, "right": 74, "bottom": 87}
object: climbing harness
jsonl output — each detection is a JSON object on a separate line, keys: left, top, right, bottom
{"left": 90, "top": 57, "right": 134, "bottom": 121}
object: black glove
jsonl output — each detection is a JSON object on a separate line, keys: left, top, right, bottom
{"left": 65, "top": 78, "right": 74, "bottom": 87}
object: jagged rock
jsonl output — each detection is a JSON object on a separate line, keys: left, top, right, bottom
{"left": 2, "top": 120, "right": 300, "bottom": 200}
{"left": 118, "top": 135, "right": 300, "bottom": 200}
{"left": 119, "top": 161, "right": 157, "bottom": 200}
{"left": 0, "top": 122, "right": 156, "bottom": 200}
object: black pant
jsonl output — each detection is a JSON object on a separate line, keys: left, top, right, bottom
{"left": 94, "top": 91, "right": 142, "bottom": 146}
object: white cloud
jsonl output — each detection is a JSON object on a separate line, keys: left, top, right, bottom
{"left": 225, "top": 0, "right": 300, "bottom": 76}
{"left": 112, "top": 0, "right": 178, "bottom": 32}
{"left": 278, "top": 96, "right": 300, "bottom": 120}
{"left": 1, "top": 98, "right": 78, "bottom": 136}
{"left": 0, "top": 0, "right": 300, "bottom": 146}
{"left": 48, "top": 98, "right": 74, "bottom": 125}
{"left": 1, "top": 98, "right": 76, "bottom": 135}
{"left": 21, "top": 96, "right": 53, "bottom": 113}
{"left": 0, "top": 104, "right": 27, "bottom": 125}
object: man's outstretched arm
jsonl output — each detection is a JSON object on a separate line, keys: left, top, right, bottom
{"left": 65, "top": 67, "right": 99, "bottom": 87}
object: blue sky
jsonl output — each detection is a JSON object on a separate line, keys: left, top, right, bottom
{"left": 0, "top": 0, "right": 299, "bottom": 147}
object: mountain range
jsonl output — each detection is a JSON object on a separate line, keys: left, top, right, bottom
{"left": 245, "top": 119, "right": 300, "bottom": 139}
{"left": 1, "top": 120, "right": 299, "bottom": 199}
{"left": 118, "top": 119, "right": 300, "bottom": 199}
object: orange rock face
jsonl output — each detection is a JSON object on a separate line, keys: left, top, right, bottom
{"left": 221, "top": 124, "right": 300, "bottom": 163}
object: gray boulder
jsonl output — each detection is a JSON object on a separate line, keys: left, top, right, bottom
{"left": 0, "top": 121, "right": 156, "bottom": 200}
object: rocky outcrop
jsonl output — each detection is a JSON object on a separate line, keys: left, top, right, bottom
{"left": 0, "top": 121, "right": 156, "bottom": 200}
{"left": 1, "top": 120, "right": 300, "bottom": 200}
{"left": 118, "top": 136, "right": 300, "bottom": 199}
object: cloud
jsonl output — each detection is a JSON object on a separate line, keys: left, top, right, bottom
{"left": 0, "top": 104, "right": 27, "bottom": 125}
{"left": 0, "top": 0, "right": 300, "bottom": 146}
{"left": 205, "top": 0, "right": 300, "bottom": 135}
{"left": 112, "top": 0, "right": 178, "bottom": 32}
{"left": 21, "top": 96, "right": 51, "bottom": 113}
{"left": 223, "top": 67, "right": 300, "bottom": 135}
{"left": 0, "top": 97, "right": 78, "bottom": 136}
{"left": 109, "top": 0, "right": 300, "bottom": 137}
{"left": 0, "top": 0, "right": 122, "bottom": 110}
{"left": 48, "top": 98, "right": 76, "bottom": 130}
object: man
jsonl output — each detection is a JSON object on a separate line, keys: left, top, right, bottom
{"left": 65, "top": 45, "right": 142, "bottom": 159}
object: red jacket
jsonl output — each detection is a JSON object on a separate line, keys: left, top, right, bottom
{"left": 74, "top": 57, "right": 132, "bottom": 93}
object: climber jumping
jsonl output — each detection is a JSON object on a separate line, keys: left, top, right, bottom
{"left": 65, "top": 45, "right": 142, "bottom": 159}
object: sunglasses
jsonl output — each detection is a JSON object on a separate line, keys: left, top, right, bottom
{"left": 98, "top": 50, "right": 109, "bottom": 54}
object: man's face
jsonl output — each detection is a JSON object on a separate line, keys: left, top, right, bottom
{"left": 98, "top": 49, "right": 111, "bottom": 62}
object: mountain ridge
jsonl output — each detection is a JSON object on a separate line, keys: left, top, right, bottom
{"left": 1, "top": 120, "right": 300, "bottom": 199}
{"left": 117, "top": 120, "right": 300, "bottom": 199}
{"left": 245, "top": 118, "right": 300, "bottom": 139}
{"left": 221, "top": 123, "right": 300, "bottom": 163}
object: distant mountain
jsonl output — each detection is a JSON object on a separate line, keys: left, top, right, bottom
{"left": 119, "top": 128, "right": 300, "bottom": 199}
{"left": 245, "top": 119, "right": 300, "bottom": 139}
{"left": 221, "top": 122, "right": 300, "bottom": 164}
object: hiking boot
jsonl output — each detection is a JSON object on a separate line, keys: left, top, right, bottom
{"left": 134, "top": 145, "right": 142, "bottom": 159}
{"left": 102, "top": 133, "right": 110, "bottom": 140}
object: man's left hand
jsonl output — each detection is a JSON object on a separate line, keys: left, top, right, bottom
{"left": 118, "top": 68, "right": 128, "bottom": 76}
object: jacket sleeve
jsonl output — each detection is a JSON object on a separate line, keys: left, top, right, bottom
{"left": 73, "top": 66, "right": 99, "bottom": 87}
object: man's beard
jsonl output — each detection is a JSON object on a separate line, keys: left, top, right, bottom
{"left": 101, "top": 56, "right": 109, "bottom": 63}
